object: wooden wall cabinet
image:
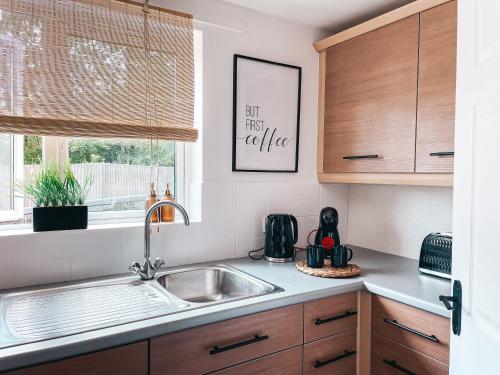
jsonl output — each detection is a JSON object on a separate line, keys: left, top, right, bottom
{"left": 416, "top": 1, "right": 457, "bottom": 173}
{"left": 315, "top": 0, "right": 457, "bottom": 186}
{"left": 323, "top": 16, "right": 419, "bottom": 174}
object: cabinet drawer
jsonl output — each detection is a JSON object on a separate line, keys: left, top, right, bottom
{"left": 303, "top": 330, "right": 356, "bottom": 375}
{"left": 150, "top": 304, "right": 303, "bottom": 375}
{"left": 371, "top": 295, "right": 450, "bottom": 363}
{"left": 372, "top": 333, "right": 448, "bottom": 375}
{"left": 5, "top": 342, "right": 148, "bottom": 375}
{"left": 304, "top": 292, "right": 357, "bottom": 343}
{"left": 211, "top": 346, "right": 302, "bottom": 375}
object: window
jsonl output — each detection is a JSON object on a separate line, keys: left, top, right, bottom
{"left": 0, "top": 134, "right": 182, "bottom": 225}
{"left": 0, "top": 2, "right": 200, "bottom": 227}
{"left": 67, "top": 137, "right": 180, "bottom": 222}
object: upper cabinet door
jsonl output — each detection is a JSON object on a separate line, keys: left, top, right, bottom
{"left": 323, "top": 15, "right": 419, "bottom": 173}
{"left": 416, "top": 1, "right": 457, "bottom": 173}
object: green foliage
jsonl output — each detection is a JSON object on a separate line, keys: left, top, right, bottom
{"left": 68, "top": 139, "right": 175, "bottom": 167}
{"left": 21, "top": 163, "right": 93, "bottom": 207}
{"left": 24, "top": 136, "right": 42, "bottom": 165}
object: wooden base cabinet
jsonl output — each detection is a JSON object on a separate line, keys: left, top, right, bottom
{"left": 3, "top": 342, "right": 148, "bottom": 375}
{"left": 304, "top": 292, "right": 358, "bottom": 343}
{"left": 371, "top": 295, "right": 450, "bottom": 364}
{"left": 211, "top": 347, "right": 302, "bottom": 375}
{"left": 150, "top": 293, "right": 359, "bottom": 375}
{"left": 364, "top": 295, "right": 450, "bottom": 375}
{"left": 150, "top": 305, "right": 303, "bottom": 375}
{"left": 372, "top": 333, "right": 448, "bottom": 375}
{"left": 304, "top": 331, "right": 357, "bottom": 375}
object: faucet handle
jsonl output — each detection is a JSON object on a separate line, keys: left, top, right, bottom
{"left": 153, "top": 258, "right": 165, "bottom": 270}
{"left": 129, "top": 261, "right": 142, "bottom": 273}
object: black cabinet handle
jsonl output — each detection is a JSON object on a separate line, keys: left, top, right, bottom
{"left": 209, "top": 334, "right": 269, "bottom": 355}
{"left": 314, "top": 350, "right": 356, "bottom": 368}
{"left": 342, "top": 154, "right": 379, "bottom": 160}
{"left": 383, "top": 359, "right": 416, "bottom": 375}
{"left": 315, "top": 310, "right": 357, "bottom": 325}
{"left": 429, "top": 151, "right": 454, "bottom": 157}
{"left": 383, "top": 318, "right": 439, "bottom": 342}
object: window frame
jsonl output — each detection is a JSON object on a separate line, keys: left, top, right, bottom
{"left": 0, "top": 134, "right": 24, "bottom": 222}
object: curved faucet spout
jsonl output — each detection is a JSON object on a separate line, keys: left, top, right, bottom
{"left": 130, "top": 200, "right": 190, "bottom": 280}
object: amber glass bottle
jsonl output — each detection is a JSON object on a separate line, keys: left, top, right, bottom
{"left": 145, "top": 182, "right": 159, "bottom": 222}
{"left": 160, "top": 183, "right": 175, "bottom": 222}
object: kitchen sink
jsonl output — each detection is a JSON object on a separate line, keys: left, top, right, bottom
{"left": 157, "top": 265, "right": 283, "bottom": 305}
{"left": 0, "top": 265, "right": 282, "bottom": 349}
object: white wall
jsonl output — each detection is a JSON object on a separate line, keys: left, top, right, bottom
{"left": 347, "top": 185, "right": 453, "bottom": 259}
{"left": 0, "top": 0, "right": 350, "bottom": 290}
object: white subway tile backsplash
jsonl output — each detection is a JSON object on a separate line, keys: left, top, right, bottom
{"left": 235, "top": 237, "right": 253, "bottom": 258}
{"left": 236, "top": 183, "right": 267, "bottom": 217}
{"left": 347, "top": 185, "right": 453, "bottom": 259}
{"left": 70, "top": 244, "right": 97, "bottom": 280}
{"left": 296, "top": 232, "right": 309, "bottom": 248}
{"left": 164, "top": 223, "right": 187, "bottom": 265}
{"left": 294, "top": 183, "right": 320, "bottom": 201}
{"left": 0, "top": 180, "right": 445, "bottom": 290}
{"left": 219, "top": 212, "right": 236, "bottom": 238}
{"left": 267, "top": 183, "right": 293, "bottom": 202}
{"left": 296, "top": 216, "right": 318, "bottom": 234}
{"left": 236, "top": 215, "right": 252, "bottom": 239}
{"left": 251, "top": 216, "right": 265, "bottom": 238}
{"left": 267, "top": 200, "right": 294, "bottom": 214}
{"left": 294, "top": 199, "right": 320, "bottom": 217}
{"left": 213, "top": 237, "right": 236, "bottom": 262}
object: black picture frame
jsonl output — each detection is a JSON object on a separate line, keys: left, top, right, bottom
{"left": 232, "top": 54, "right": 301, "bottom": 173}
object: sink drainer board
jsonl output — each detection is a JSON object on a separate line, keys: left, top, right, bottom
{"left": 2, "top": 282, "right": 176, "bottom": 345}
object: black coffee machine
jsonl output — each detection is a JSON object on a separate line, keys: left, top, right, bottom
{"left": 264, "top": 213, "right": 298, "bottom": 262}
{"left": 314, "top": 207, "right": 340, "bottom": 258}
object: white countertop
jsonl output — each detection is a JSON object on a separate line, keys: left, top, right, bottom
{"left": 0, "top": 246, "right": 451, "bottom": 372}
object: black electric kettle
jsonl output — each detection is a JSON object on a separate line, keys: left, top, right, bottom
{"left": 264, "top": 214, "right": 298, "bottom": 262}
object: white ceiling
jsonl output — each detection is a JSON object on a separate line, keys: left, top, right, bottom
{"left": 221, "top": 0, "right": 415, "bottom": 32}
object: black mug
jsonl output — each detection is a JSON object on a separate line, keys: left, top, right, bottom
{"left": 332, "top": 245, "right": 353, "bottom": 268}
{"left": 307, "top": 245, "right": 324, "bottom": 268}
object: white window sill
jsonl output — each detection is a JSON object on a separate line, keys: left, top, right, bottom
{"left": 0, "top": 220, "right": 198, "bottom": 238}
{"left": 0, "top": 210, "right": 23, "bottom": 223}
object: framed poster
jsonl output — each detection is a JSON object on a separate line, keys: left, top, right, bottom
{"left": 232, "top": 54, "right": 301, "bottom": 172}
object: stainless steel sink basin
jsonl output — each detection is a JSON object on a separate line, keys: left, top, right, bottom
{"left": 157, "top": 265, "right": 282, "bottom": 305}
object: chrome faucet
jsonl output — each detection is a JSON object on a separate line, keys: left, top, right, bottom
{"left": 130, "top": 200, "right": 190, "bottom": 280}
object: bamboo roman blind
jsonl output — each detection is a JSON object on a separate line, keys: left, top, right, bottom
{"left": 0, "top": 0, "right": 197, "bottom": 142}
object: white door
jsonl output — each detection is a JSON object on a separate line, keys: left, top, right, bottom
{"left": 451, "top": 0, "right": 500, "bottom": 373}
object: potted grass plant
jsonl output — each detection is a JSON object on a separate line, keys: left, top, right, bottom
{"left": 21, "top": 163, "right": 93, "bottom": 232}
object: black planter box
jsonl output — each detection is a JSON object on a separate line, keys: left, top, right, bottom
{"left": 33, "top": 206, "right": 88, "bottom": 232}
